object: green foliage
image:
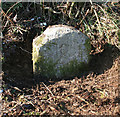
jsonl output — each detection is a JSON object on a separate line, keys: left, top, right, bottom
{"left": 2, "top": 2, "right": 23, "bottom": 12}
{"left": 118, "top": 30, "right": 120, "bottom": 42}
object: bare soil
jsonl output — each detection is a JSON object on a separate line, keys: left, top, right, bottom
{"left": 2, "top": 40, "right": 120, "bottom": 116}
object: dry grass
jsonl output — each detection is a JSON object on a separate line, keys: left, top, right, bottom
{"left": 1, "top": 2, "right": 120, "bottom": 116}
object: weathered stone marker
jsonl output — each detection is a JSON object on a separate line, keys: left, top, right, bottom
{"left": 32, "top": 25, "right": 91, "bottom": 78}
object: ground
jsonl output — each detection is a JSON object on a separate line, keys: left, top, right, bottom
{"left": 1, "top": 2, "right": 120, "bottom": 116}
{"left": 2, "top": 40, "right": 120, "bottom": 116}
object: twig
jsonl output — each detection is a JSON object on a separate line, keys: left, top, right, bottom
{"left": 44, "top": 7, "right": 61, "bottom": 14}
{"left": 68, "top": 2, "right": 74, "bottom": 18}
{"left": 2, "top": 1, "right": 22, "bottom": 23}
{"left": 89, "top": 0, "right": 102, "bottom": 36}
{"left": 1, "top": 9, "right": 14, "bottom": 24}
{"left": 79, "top": 9, "right": 89, "bottom": 25}
{"left": 19, "top": 47, "right": 32, "bottom": 55}
{"left": 75, "top": 95, "right": 89, "bottom": 105}
{"left": 42, "top": 82, "right": 54, "bottom": 97}
{"left": 13, "top": 87, "right": 22, "bottom": 92}
{"left": 45, "top": 99, "right": 71, "bottom": 115}
{"left": 40, "top": 107, "right": 48, "bottom": 115}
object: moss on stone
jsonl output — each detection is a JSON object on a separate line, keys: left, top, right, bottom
{"left": 33, "top": 34, "right": 46, "bottom": 72}
{"left": 34, "top": 34, "right": 45, "bottom": 46}
{"left": 34, "top": 55, "right": 89, "bottom": 78}
{"left": 59, "top": 59, "right": 89, "bottom": 78}
{"left": 33, "top": 46, "right": 37, "bottom": 72}
{"left": 34, "top": 55, "right": 57, "bottom": 78}
{"left": 84, "top": 38, "right": 91, "bottom": 61}
{"left": 118, "top": 29, "right": 120, "bottom": 42}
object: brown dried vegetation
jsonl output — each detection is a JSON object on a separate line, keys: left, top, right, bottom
{"left": 1, "top": 2, "right": 120, "bottom": 116}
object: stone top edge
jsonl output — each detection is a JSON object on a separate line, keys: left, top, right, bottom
{"left": 47, "top": 24, "right": 77, "bottom": 30}
{"left": 33, "top": 25, "right": 78, "bottom": 40}
{"left": 33, "top": 25, "right": 89, "bottom": 42}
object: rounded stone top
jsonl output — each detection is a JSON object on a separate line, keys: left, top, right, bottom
{"left": 43, "top": 25, "right": 79, "bottom": 40}
{"left": 33, "top": 25, "right": 91, "bottom": 78}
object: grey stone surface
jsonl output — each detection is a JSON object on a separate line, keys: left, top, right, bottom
{"left": 33, "top": 25, "right": 91, "bottom": 78}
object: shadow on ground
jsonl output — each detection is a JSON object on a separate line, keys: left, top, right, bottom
{"left": 2, "top": 41, "right": 120, "bottom": 89}
{"left": 89, "top": 43, "right": 120, "bottom": 74}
